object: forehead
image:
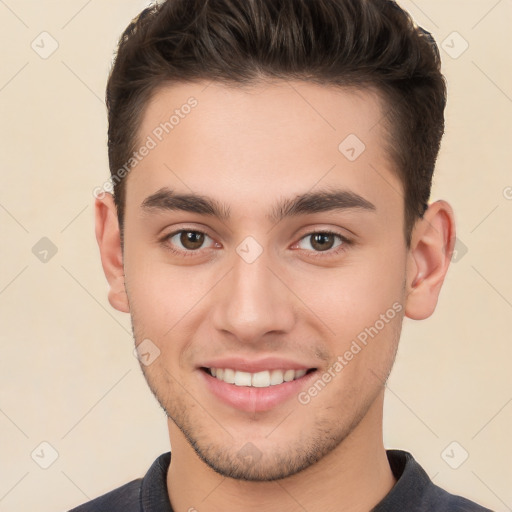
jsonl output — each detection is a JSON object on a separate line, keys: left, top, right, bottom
{"left": 139, "top": 79, "right": 387, "bottom": 159}
{"left": 126, "top": 79, "right": 401, "bottom": 223}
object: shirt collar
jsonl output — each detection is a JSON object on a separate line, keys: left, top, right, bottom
{"left": 139, "top": 449, "right": 429, "bottom": 512}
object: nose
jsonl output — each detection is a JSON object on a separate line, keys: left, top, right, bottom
{"left": 211, "top": 249, "right": 296, "bottom": 345}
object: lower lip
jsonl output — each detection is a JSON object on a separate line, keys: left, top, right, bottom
{"left": 199, "top": 369, "right": 317, "bottom": 412}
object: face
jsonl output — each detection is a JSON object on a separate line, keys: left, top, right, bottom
{"left": 120, "top": 80, "right": 410, "bottom": 480}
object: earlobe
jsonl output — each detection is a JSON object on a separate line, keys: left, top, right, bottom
{"left": 405, "top": 200, "right": 456, "bottom": 320}
{"left": 94, "top": 193, "right": 130, "bottom": 313}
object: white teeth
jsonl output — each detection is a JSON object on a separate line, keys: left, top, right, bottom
{"left": 252, "top": 371, "right": 270, "bottom": 387}
{"left": 294, "top": 369, "right": 307, "bottom": 379}
{"left": 234, "top": 371, "right": 252, "bottom": 386}
{"left": 270, "top": 369, "right": 284, "bottom": 385}
{"left": 283, "top": 369, "right": 295, "bottom": 382}
{"left": 209, "top": 367, "right": 310, "bottom": 387}
{"left": 223, "top": 368, "right": 236, "bottom": 384}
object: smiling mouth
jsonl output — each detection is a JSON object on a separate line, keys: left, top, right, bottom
{"left": 201, "top": 367, "right": 317, "bottom": 388}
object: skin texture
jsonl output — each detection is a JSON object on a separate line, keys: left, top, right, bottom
{"left": 95, "top": 80, "right": 456, "bottom": 512}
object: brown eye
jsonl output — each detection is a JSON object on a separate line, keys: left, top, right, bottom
{"left": 165, "top": 230, "right": 214, "bottom": 253}
{"left": 309, "top": 233, "right": 336, "bottom": 251}
{"left": 295, "top": 231, "right": 348, "bottom": 255}
{"left": 179, "top": 231, "right": 205, "bottom": 250}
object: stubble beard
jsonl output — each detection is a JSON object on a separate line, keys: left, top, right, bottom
{"left": 129, "top": 292, "right": 404, "bottom": 482}
{"left": 138, "top": 359, "right": 385, "bottom": 482}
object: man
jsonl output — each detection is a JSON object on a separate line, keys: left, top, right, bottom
{"left": 71, "top": 0, "right": 493, "bottom": 510}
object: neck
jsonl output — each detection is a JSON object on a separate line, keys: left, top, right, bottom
{"left": 167, "top": 392, "right": 396, "bottom": 512}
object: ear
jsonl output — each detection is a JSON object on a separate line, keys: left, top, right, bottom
{"left": 404, "top": 200, "right": 456, "bottom": 320}
{"left": 94, "top": 193, "right": 130, "bottom": 313}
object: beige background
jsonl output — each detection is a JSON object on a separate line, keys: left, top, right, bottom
{"left": 0, "top": 0, "right": 511, "bottom": 511}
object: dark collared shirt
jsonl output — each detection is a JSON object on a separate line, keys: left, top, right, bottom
{"left": 68, "top": 449, "right": 493, "bottom": 511}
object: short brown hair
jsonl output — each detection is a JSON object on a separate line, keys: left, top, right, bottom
{"left": 106, "top": 0, "right": 446, "bottom": 247}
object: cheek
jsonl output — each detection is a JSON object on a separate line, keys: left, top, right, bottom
{"left": 286, "top": 251, "right": 406, "bottom": 342}
{"left": 124, "top": 247, "right": 209, "bottom": 326}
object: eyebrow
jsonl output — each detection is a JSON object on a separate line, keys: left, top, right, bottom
{"left": 141, "top": 186, "right": 376, "bottom": 223}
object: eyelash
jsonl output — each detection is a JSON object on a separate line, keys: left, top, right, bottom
{"left": 160, "top": 228, "right": 352, "bottom": 259}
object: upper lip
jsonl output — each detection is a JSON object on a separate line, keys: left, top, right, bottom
{"left": 199, "top": 356, "right": 317, "bottom": 373}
